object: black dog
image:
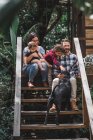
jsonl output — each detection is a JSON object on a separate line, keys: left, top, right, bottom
{"left": 44, "top": 72, "right": 71, "bottom": 125}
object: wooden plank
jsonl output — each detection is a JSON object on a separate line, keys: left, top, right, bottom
{"left": 13, "top": 37, "right": 22, "bottom": 136}
{"left": 21, "top": 110, "right": 82, "bottom": 116}
{"left": 21, "top": 87, "right": 51, "bottom": 91}
{"left": 74, "top": 38, "right": 93, "bottom": 135}
{"left": 21, "top": 124, "right": 86, "bottom": 130}
{"left": 85, "top": 16, "right": 93, "bottom": 26}
{"left": 23, "top": 138, "right": 89, "bottom": 140}
{"left": 86, "top": 48, "right": 93, "bottom": 55}
{"left": 21, "top": 99, "right": 48, "bottom": 103}
{"left": 85, "top": 25, "right": 93, "bottom": 29}
{"left": 82, "top": 90, "right": 89, "bottom": 126}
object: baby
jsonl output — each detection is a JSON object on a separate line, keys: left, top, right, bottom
{"left": 26, "top": 41, "right": 45, "bottom": 71}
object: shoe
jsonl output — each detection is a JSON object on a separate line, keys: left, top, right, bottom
{"left": 70, "top": 100, "right": 79, "bottom": 111}
{"left": 28, "top": 82, "right": 34, "bottom": 87}
{"left": 49, "top": 104, "right": 56, "bottom": 112}
{"left": 43, "top": 82, "right": 48, "bottom": 87}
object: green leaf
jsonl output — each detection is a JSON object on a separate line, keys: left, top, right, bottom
{"left": 10, "top": 15, "right": 19, "bottom": 66}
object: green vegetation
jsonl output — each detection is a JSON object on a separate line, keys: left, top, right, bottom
{"left": 0, "top": 0, "right": 93, "bottom": 139}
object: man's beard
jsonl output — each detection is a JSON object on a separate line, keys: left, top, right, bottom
{"left": 64, "top": 48, "right": 70, "bottom": 53}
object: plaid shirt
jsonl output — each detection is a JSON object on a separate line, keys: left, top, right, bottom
{"left": 53, "top": 52, "right": 80, "bottom": 78}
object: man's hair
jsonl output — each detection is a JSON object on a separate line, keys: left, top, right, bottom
{"left": 61, "top": 38, "right": 70, "bottom": 45}
{"left": 53, "top": 44, "right": 64, "bottom": 52}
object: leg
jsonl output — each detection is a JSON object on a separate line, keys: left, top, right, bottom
{"left": 40, "top": 62, "right": 48, "bottom": 87}
{"left": 50, "top": 78, "right": 59, "bottom": 112}
{"left": 52, "top": 78, "right": 59, "bottom": 91}
{"left": 48, "top": 67, "right": 52, "bottom": 87}
{"left": 26, "top": 63, "right": 39, "bottom": 87}
{"left": 70, "top": 77, "right": 78, "bottom": 111}
{"left": 55, "top": 108, "right": 60, "bottom": 125}
{"left": 44, "top": 96, "right": 53, "bottom": 125}
{"left": 31, "top": 59, "right": 44, "bottom": 71}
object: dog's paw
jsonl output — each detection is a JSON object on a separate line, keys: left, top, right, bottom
{"left": 44, "top": 121, "right": 47, "bottom": 125}
{"left": 56, "top": 122, "right": 59, "bottom": 125}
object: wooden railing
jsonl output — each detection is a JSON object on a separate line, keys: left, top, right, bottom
{"left": 13, "top": 37, "right": 22, "bottom": 137}
{"left": 74, "top": 37, "right": 93, "bottom": 139}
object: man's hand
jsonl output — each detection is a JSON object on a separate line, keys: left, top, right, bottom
{"left": 60, "top": 65, "right": 65, "bottom": 71}
{"left": 76, "top": 74, "right": 81, "bottom": 79}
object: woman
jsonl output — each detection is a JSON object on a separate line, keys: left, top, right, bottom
{"left": 22, "top": 32, "right": 48, "bottom": 87}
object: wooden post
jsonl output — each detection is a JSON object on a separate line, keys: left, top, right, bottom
{"left": 82, "top": 90, "right": 89, "bottom": 126}
{"left": 74, "top": 37, "right": 93, "bottom": 135}
{"left": 13, "top": 37, "right": 22, "bottom": 136}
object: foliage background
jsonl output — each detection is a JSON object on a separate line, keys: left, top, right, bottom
{"left": 0, "top": 0, "right": 93, "bottom": 139}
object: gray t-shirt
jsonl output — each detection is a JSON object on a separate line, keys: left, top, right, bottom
{"left": 23, "top": 46, "right": 45, "bottom": 57}
{"left": 22, "top": 46, "right": 45, "bottom": 71}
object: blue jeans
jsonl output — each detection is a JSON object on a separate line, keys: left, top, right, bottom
{"left": 25, "top": 62, "right": 48, "bottom": 82}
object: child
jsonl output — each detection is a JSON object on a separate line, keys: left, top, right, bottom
{"left": 26, "top": 41, "right": 45, "bottom": 71}
{"left": 44, "top": 44, "right": 65, "bottom": 87}
{"left": 44, "top": 44, "right": 65, "bottom": 71}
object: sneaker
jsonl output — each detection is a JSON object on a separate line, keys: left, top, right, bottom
{"left": 28, "top": 82, "right": 34, "bottom": 87}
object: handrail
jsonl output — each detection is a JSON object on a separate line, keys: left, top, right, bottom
{"left": 13, "top": 37, "right": 22, "bottom": 136}
{"left": 74, "top": 37, "right": 93, "bottom": 136}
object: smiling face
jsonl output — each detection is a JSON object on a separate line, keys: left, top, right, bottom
{"left": 62, "top": 41, "right": 71, "bottom": 54}
{"left": 55, "top": 51, "right": 63, "bottom": 57}
{"left": 32, "top": 37, "right": 39, "bottom": 46}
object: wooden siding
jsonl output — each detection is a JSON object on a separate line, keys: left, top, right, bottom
{"left": 85, "top": 17, "right": 93, "bottom": 54}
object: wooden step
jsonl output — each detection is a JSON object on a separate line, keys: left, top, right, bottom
{"left": 21, "top": 87, "right": 51, "bottom": 91}
{"left": 21, "top": 123, "right": 86, "bottom": 130}
{"left": 22, "top": 138, "right": 89, "bottom": 140}
{"left": 85, "top": 25, "right": 93, "bottom": 29}
{"left": 21, "top": 98, "right": 48, "bottom": 103}
{"left": 21, "top": 110, "right": 82, "bottom": 116}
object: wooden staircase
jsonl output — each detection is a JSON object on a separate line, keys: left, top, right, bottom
{"left": 13, "top": 37, "right": 93, "bottom": 140}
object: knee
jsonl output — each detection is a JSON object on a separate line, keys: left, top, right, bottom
{"left": 53, "top": 78, "right": 59, "bottom": 84}
{"left": 42, "top": 62, "right": 47, "bottom": 68}
{"left": 32, "top": 63, "right": 39, "bottom": 70}
{"left": 70, "top": 77, "right": 76, "bottom": 83}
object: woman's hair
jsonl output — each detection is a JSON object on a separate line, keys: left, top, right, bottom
{"left": 27, "top": 32, "right": 38, "bottom": 43}
{"left": 53, "top": 44, "right": 64, "bottom": 52}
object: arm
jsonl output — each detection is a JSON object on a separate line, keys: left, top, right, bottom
{"left": 70, "top": 55, "right": 80, "bottom": 77}
{"left": 38, "top": 52, "right": 44, "bottom": 59}
{"left": 23, "top": 54, "right": 33, "bottom": 64}
{"left": 23, "top": 47, "right": 38, "bottom": 64}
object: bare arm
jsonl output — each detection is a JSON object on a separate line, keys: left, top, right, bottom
{"left": 38, "top": 52, "right": 44, "bottom": 59}
{"left": 23, "top": 52, "right": 39, "bottom": 64}
{"left": 23, "top": 54, "right": 33, "bottom": 64}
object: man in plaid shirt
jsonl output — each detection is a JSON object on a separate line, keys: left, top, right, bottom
{"left": 50, "top": 39, "right": 80, "bottom": 112}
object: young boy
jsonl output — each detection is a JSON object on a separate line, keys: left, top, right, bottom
{"left": 44, "top": 44, "right": 65, "bottom": 71}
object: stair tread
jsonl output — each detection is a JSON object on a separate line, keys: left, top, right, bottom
{"left": 21, "top": 98, "right": 48, "bottom": 103}
{"left": 21, "top": 123, "right": 86, "bottom": 130}
{"left": 21, "top": 87, "right": 51, "bottom": 91}
{"left": 21, "top": 110, "right": 82, "bottom": 115}
{"left": 85, "top": 25, "right": 93, "bottom": 29}
{"left": 23, "top": 138, "right": 89, "bottom": 140}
